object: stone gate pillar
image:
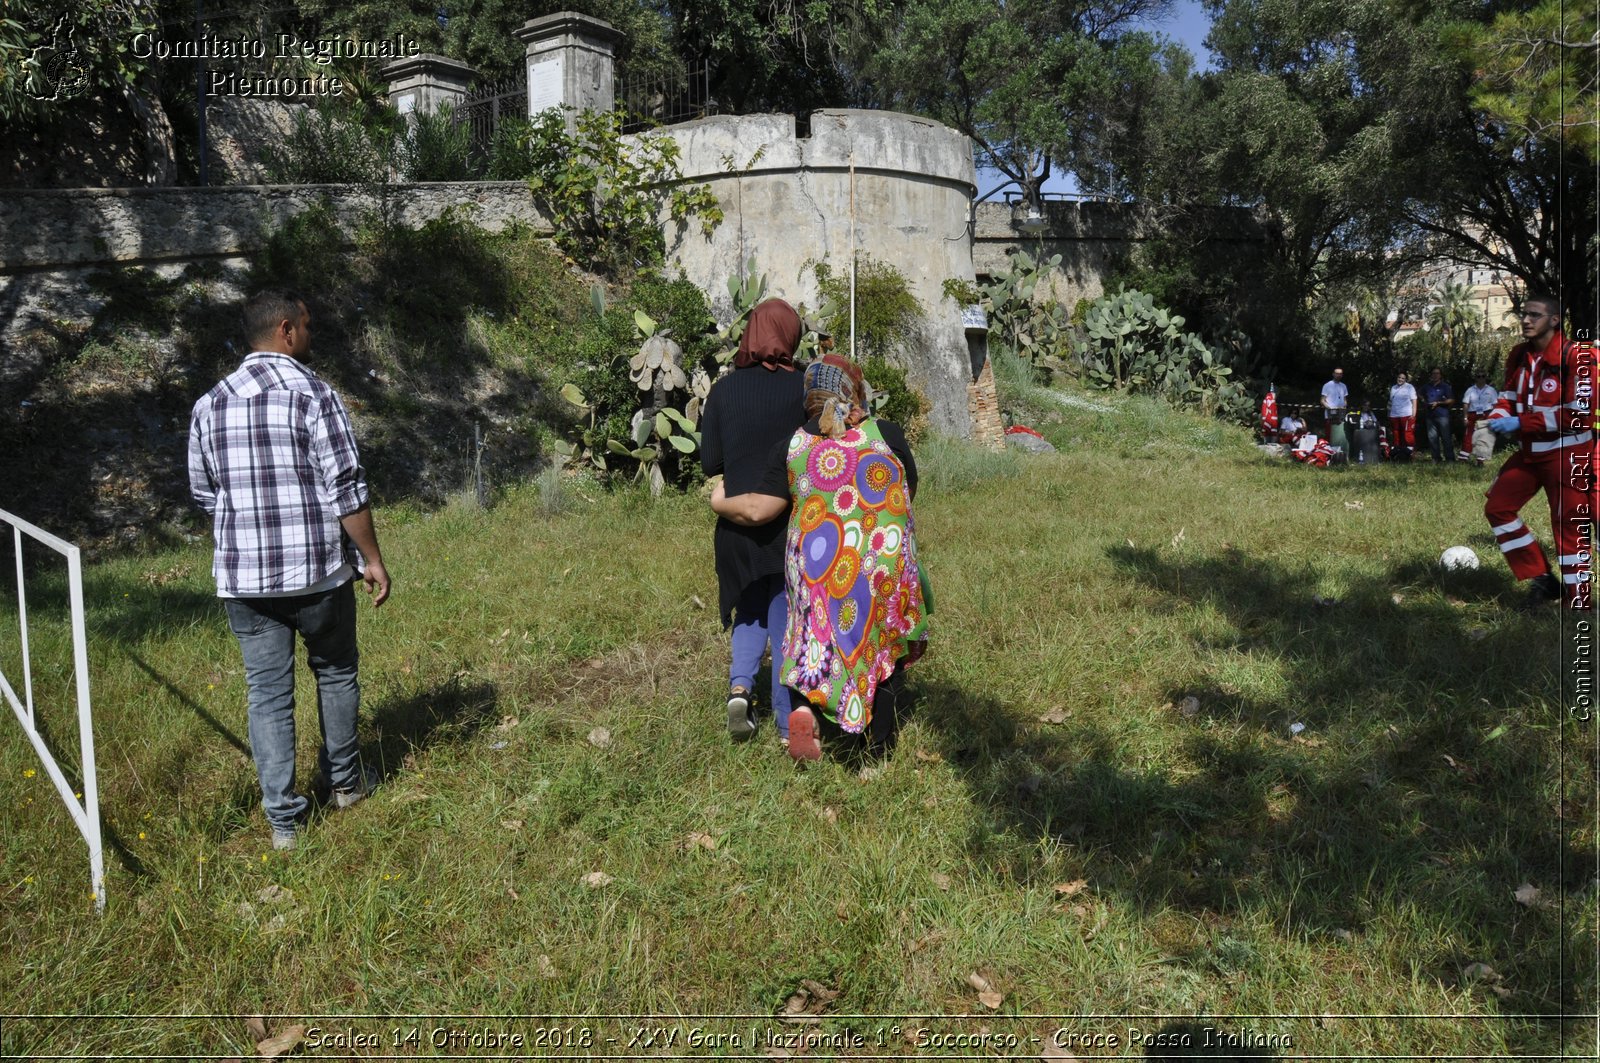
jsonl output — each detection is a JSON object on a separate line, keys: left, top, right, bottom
{"left": 513, "top": 11, "right": 623, "bottom": 131}
{"left": 383, "top": 54, "right": 477, "bottom": 116}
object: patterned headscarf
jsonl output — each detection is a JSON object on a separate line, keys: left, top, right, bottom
{"left": 735, "top": 299, "right": 801, "bottom": 371}
{"left": 804, "top": 353, "right": 868, "bottom": 438}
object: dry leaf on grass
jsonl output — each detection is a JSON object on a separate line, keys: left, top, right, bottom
{"left": 1467, "top": 626, "right": 1489, "bottom": 642}
{"left": 1513, "top": 883, "right": 1542, "bottom": 907}
{"left": 1041, "top": 1046, "right": 1082, "bottom": 1061}
{"left": 1177, "top": 696, "right": 1201, "bottom": 718}
{"left": 257, "top": 1025, "right": 307, "bottom": 1058}
{"left": 685, "top": 831, "right": 718, "bottom": 851}
{"left": 581, "top": 871, "right": 613, "bottom": 889}
{"left": 1462, "top": 962, "right": 1500, "bottom": 983}
{"left": 496, "top": 715, "right": 519, "bottom": 732}
{"left": 914, "top": 749, "right": 944, "bottom": 763}
{"left": 587, "top": 727, "right": 612, "bottom": 749}
{"left": 779, "top": 979, "right": 839, "bottom": 1022}
{"left": 819, "top": 806, "right": 839, "bottom": 824}
{"left": 537, "top": 954, "right": 558, "bottom": 978}
{"left": 506, "top": 885, "right": 520, "bottom": 901}
{"left": 1344, "top": 500, "right": 1365, "bottom": 510}
{"left": 1038, "top": 710, "right": 1069, "bottom": 725}
{"left": 255, "top": 885, "right": 293, "bottom": 905}
{"left": 691, "top": 595, "right": 706, "bottom": 610}
{"left": 500, "top": 819, "right": 524, "bottom": 831}
{"left": 1392, "top": 593, "right": 1406, "bottom": 605}
{"left": 931, "top": 873, "right": 952, "bottom": 891}
{"left": 965, "top": 972, "right": 1004, "bottom": 1009}
{"left": 1053, "top": 880, "right": 1088, "bottom": 898}
{"left": 244, "top": 1016, "right": 267, "bottom": 1042}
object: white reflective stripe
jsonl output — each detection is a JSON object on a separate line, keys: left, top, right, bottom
{"left": 1558, "top": 554, "right": 1591, "bottom": 565}
{"left": 1499, "top": 533, "right": 1536, "bottom": 553}
{"left": 1492, "top": 520, "right": 1526, "bottom": 536}
{"left": 1530, "top": 431, "right": 1594, "bottom": 453}
{"left": 1530, "top": 406, "right": 1560, "bottom": 431}
{"left": 1564, "top": 572, "right": 1591, "bottom": 584}
{"left": 1499, "top": 391, "right": 1518, "bottom": 399}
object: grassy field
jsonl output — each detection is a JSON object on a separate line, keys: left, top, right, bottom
{"left": 1, "top": 389, "right": 1595, "bottom": 1059}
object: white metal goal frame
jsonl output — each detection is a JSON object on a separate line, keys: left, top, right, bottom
{"left": 0, "top": 507, "right": 103, "bottom": 912}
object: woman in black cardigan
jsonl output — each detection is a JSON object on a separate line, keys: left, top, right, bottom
{"left": 699, "top": 299, "right": 808, "bottom": 744}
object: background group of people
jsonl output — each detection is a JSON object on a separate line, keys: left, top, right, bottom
{"left": 1299, "top": 366, "right": 1502, "bottom": 465}
{"left": 1260, "top": 296, "right": 1594, "bottom": 611}
{"left": 1377, "top": 367, "right": 1501, "bottom": 465}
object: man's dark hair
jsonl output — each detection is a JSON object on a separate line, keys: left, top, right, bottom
{"left": 242, "top": 291, "right": 306, "bottom": 347}
{"left": 1526, "top": 293, "right": 1562, "bottom": 317}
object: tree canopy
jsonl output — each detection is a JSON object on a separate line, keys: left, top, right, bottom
{"left": 868, "top": 0, "right": 1175, "bottom": 204}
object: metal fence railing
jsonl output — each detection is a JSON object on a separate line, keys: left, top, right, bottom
{"left": 1, "top": 508, "right": 103, "bottom": 912}
{"left": 455, "top": 70, "right": 530, "bottom": 160}
{"left": 616, "top": 63, "right": 715, "bottom": 133}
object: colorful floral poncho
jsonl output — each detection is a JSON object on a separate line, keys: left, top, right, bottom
{"left": 778, "top": 420, "right": 929, "bottom": 732}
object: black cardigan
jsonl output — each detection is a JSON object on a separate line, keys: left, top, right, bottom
{"left": 699, "top": 365, "right": 807, "bottom": 626}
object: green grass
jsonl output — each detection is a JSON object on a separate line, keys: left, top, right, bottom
{"left": 0, "top": 398, "right": 1595, "bottom": 1057}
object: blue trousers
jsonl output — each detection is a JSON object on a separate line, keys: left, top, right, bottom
{"left": 729, "top": 573, "right": 793, "bottom": 737}
{"left": 224, "top": 580, "right": 362, "bottom": 832}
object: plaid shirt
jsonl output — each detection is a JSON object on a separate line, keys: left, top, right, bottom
{"left": 188, "top": 352, "right": 369, "bottom": 596}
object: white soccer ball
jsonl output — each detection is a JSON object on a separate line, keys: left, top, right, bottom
{"left": 1440, "top": 546, "right": 1480, "bottom": 571}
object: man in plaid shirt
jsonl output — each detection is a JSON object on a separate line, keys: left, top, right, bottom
{"left": 189, "top": 291, "right": 392, "bottom": 851}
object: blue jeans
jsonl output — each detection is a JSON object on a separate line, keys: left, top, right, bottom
{"left": 224, "top": 580, "right": 362, "bottom": 833}
{"left": 729, "top": 573, "right": 793, "bottom": 737}
{"left": 1427, "top": 408, "right": 1455, "bottom": 461}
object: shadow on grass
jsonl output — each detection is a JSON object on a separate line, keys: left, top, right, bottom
{"left": 913, "top": 542, "right": 1589, "bottom": 1039}
{"left": 356, "top": 677, "right": 501, "bottom": 787}
{"left": 124, "top": 650, "right": 248, "bottom": 757}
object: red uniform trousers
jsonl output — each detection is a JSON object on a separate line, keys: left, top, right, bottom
{"left": 1485, "top": 446, "right": 1597, "bottom": 608}
{"left": 1388, "top": 416, "right": 1415, "bottom": 450}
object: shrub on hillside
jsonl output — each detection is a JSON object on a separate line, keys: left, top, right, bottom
{"left": 397, "top": 105, "right": 476, "bottom": 182}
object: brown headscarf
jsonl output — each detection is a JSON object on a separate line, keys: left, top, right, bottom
{"left": 735, "top": 298, "right": 801, "bottom": 371}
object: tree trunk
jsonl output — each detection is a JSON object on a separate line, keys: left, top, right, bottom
{"left": 123, "top": 74, "right": 176, "bottom": 186}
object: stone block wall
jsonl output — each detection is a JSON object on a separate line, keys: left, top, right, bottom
{"left": 0, "top": 182, "right": 549, "bottom": 342}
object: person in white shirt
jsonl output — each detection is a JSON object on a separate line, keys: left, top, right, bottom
{"left": 1321, "top": 368, "right": 1349, "bottom": 451}
{"left": 1387, "top": 370, "right": 1418, "bottom": 460}
{"left": 1462, "top": 371, "right": 1499, "bottom": 464}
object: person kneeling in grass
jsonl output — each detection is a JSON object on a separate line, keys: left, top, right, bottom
{"left": 711, "top": 353, "right": 930, "bottom": 760}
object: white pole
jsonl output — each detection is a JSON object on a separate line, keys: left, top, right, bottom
{"left": 67, "top": 548, "right": 104, "bottom": 913}
{"left": 14, "top": 525, "right": 32, "bottom": 725}
{"left": 849, "top": 152, "right": 857, "bottom": 362}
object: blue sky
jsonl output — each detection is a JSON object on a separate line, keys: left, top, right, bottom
{"left": 976, "top": 0, "right": 1214, "bottom": 198}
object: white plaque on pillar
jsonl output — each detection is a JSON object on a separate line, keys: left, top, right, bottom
{"left": 528, "top": 55, "right": 564, "bottom": 115}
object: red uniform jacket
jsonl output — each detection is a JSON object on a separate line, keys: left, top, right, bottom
{"left": 1491, "top": 330, "right": 1595, "bottom": 461}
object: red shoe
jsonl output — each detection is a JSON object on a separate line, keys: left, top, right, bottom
{"left": 788, "top": 706, "right": 821, "bottom": 761}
